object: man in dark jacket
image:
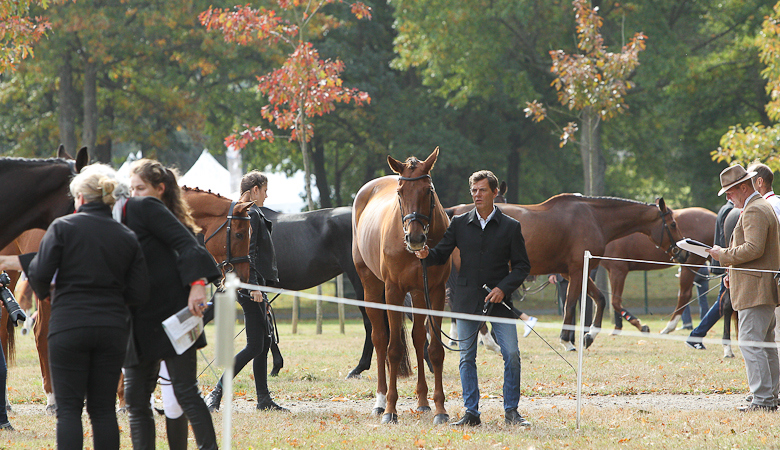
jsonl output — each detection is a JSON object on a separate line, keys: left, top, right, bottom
{"left": 415, "top": 170, "right": 531, "bottom": 427}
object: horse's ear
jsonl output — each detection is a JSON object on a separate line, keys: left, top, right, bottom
{"left": 56, "top": 144, "right": 72, "bottom": 160}
{"left": 237, "top": 201, "right": 252, "bottom": 214}
{"left": 656, "top": 197, "right": 667, "bottom": 212}
{"left": 499, "top": 181, "right": 507, "bottom": 195}
{"left": 422, "top": 146, "right": 439, "bottom": 173}
{"left": 75, "top": 147, "right": 89, "bottom": 172}
{"left": 387, "top": 155, "right": 405, "bottom": 175}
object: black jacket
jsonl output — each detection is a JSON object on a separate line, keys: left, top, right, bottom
{"left": 20, "top": 202, "right": 148, "bottom": 337}
{"left": 123, "top": 196, "right": 221, "bottom": 361}
{"left": 424, "top": 207, "right": 531, "bottom": 318}
{"left": 248, "top": 204, "right": 278, "bottom": 287}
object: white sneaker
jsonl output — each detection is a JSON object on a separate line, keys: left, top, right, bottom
{"left": 523, "top": 316, "right": 538, "bottom": 338}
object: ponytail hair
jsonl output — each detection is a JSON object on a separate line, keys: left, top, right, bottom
{"left": 130, "top": 158, "right": 201, "bottom": 234}
{"left": 70, "top": 163, "right": 123, "bottom": 207}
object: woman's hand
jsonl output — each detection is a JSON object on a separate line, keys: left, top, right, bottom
{"left": 0, "top": 256, "right": 22, "bottom": 272}
{"left": 187, "top": 283, "right": 208, "bottom": 317}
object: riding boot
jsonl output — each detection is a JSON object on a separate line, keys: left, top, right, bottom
{"left": 257, "top": 393, "right": 288, "bottom": 412}
{"left": 205, "top": 384, "right": 223, "bottom": 412}
{"left": 165, "top": 415, "right": 189, "bottom": 450}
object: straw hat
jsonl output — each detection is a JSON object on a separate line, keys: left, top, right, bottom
{"left": 718, "top": 164, "right": 757, "bottom": 196}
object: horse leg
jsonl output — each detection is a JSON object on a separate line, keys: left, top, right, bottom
{"left": 723, "top": 302, "right": 734, "bottom": 358}
{"left": 478, "top": 324, "right": 501, "bottom": 354}
{"left": 560, "top": 273, "right": 581, "bottom": 352}
{"left": 35, "top": 298, "right": 56, "bottom": 414}
{"left": 448, "top": 319, "right": 458, "bottom": 347}
{"left": 347, "top": 306, "right": 374, "bottom": 379}
{"left": 382, "top": 285, "right": 407, "bottom": 424}
{"left": 357, "top": 268, "right": 388, "bottom": 416}
{"left": 409, "top": 293, "right": 430, "bottom": 413}
{"left": 660, "top": 269, "right": 694, "bottom": 334}
{"left": 424, "top": 283, "right": 448, "bottom": 424}
{"left": 584, "top": 277, "right": 606, "bottom": 349}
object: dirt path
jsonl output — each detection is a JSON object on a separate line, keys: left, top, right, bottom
{"left": 8, "top": 393, "right": 751, "bottom": 418}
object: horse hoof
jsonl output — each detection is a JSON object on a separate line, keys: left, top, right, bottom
{"left": 584, "top": 334, "right": 594, "bottom": 349}
{"left": 723, "top": 345, "right": 735, "bottom": 358}
{"left": 270, "top": 367, "right": 281, "bottom": 377}
{"left": 611, "top": 328, "right": 622, "bottom": 336}
{"left": 373, "top": 407, "right": 385, "bottom": 416}
{"left": 433, "top": 413, "right": 449, "bottom": 424}
{"left": 641, "top": 325, "right": 650, "bottom": 334}
{"left": 560, "top": 340, "right": 576, "bottom": 352}
{"left": 416, "top": 405, "right": 431, "bottom": 413}
{"left": 45, "top": 404, "right": 57, "bottom": 415}
{"left": 117, "top": 406, "right": 128, "bottom": 415}
{"left": 346, "top": 369, "right": 363, "bottom": 380}
{"left": 381, "top": 413, "right": 398, "bottom": 424}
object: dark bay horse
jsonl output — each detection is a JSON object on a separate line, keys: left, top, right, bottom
{"left": 259, "top": 206, "right": 371, "bottom": 378}
{"left": 0, "top": 146, "right": 88, "bottom": 250}
{"left": 600, "top": 207, "right": 716, "bottom": 333}
{"left": 1, "top": 188, "right": 252, "bottom": 413}
{"left": 447, "top": 195, "right": 685, "bottom": 351}
{"left": 352, "top": 148, "right": 450, "bottom": 424}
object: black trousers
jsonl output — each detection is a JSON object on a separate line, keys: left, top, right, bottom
{"left": 0, "top": 308, "right": 7, "bottom": 426}
{"left": 124, "top": 347, "right": 217, "bottom": 450}
{"left": 217, "top": 290, "right": 272, "bottom": 397}
{"left": 49, "top": 326, "right": 128, "bottom": 450}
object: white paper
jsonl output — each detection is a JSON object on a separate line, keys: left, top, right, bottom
{"left": 162, "top": 306, "right": 204, "bottom": 355}
{"left": 676, "top": 238, "right": 712, "bottom": 259}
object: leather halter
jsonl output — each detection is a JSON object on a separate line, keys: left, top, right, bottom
{"left": 204, "top": 200, "right": 251, "bottom": 274}
{"left": 397, "top": 174, "right": 435, "bottom": 238}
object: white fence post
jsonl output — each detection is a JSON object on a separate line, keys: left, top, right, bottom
{"left": 576, "top": 250, "right": 591, "bottom": 431}
{"left": 215, "top": 272, "right": 239, "bottom": 449}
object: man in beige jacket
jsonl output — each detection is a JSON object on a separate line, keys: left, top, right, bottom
{"left": 708, "top": 164, "right": 780, "bottom": 411}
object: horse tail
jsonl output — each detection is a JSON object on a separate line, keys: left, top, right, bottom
{"left": 383, "top": 310, "right": 412, "bottom": 378}
{"left": 2, "top": 308, "right": 15, "bottom": 365}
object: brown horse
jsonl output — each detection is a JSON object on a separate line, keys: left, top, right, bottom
{"left": 600, "top": 207, "right": 716, "bottom": 333}
{"left": 352, "top": 148, "right": 450, "bottom": 424}
{"left": 0, "top": 189, "right": 251, "bottom": 413}
{"left": 447, "top": 195, "right": 685, "bottom": 351}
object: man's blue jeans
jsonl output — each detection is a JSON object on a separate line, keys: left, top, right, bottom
{"left": 681, "top": 267, "right": 710, "bottom": 325}
{"left": 690, "top": 279, "right": 726, "bottom": 339}
{"left": 457, "top": 317, "right": 521, "bottom": 415}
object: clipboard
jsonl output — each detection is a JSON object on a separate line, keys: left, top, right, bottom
{"left": 676, "top": 239, "right": 711, "bottom": 259}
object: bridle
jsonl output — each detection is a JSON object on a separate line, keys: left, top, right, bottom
{"left": 397, "top": 174, "right": 435, "bottom": 242}
{"left": 654, "top": 207, "right": 687, "bottom": 264}
{"left": 204, "top": 200, "right": 251, "bottom": 274}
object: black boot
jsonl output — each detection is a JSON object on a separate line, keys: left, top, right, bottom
{"left": 257, "top": 393, "right": 288, "bottom": 412}
{"left": 165, "top": 416, "right": 189, "bottom": 450}
{"left": 205, "top": 385, "right": 222, "bottom": 412}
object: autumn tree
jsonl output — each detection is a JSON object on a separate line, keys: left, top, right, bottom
{"left": 525, "top": 0, "right": 645, "bottom": 196}
{"left": 199, "top": 1, "right": 372, "bottom": 210}
{"left": 714, "top": 1, "right": 780, "bottom": 172}
{"left": 0, "top": 0, "right": 63, "bottom": 73}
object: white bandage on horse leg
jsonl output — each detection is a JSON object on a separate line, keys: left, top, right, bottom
{"left": 588, "top": 325, "right": 600, "bottom": 339}
{"left": 479, "top": 330, "right": 501, "bottom": 354}
{"left": 374, "top": 392, "right": 387, "bottom": 411}
{"left": 448, "top": 321, "right": 458, "bottom": 346}
{"left": 159, "top": 361, "right": 184, "bottom": 419}
{"left": 660, "top": 315, "right": 681, "bottom": 335}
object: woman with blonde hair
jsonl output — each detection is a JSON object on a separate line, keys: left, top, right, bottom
{"left": 0, "top": 164, "right": 149, "bottom": 449}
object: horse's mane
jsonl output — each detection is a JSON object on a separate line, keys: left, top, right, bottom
{"left": 541, "top": 193, "right": 652, "bottom": 207}
{"left": 0, "top": 157, "right": 71, "bottom": 166}
{"left": 403, "top": 157, "right": 423, "bottom": 170}
{"left": 181, "top": 185, "right": 231, "bottom": 201}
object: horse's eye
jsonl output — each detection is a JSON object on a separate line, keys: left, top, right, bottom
{"left": 671, "top": 223, "right": 677, "bottom": 229}
{"left": 235, "top": 233, "right": 244, "bottom": 240}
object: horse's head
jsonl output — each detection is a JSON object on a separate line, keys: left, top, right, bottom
{"left": 185, "top": 188, "right": 252, "bottom": 282}
{"left": 388, "top": 147, "right": 439, "bottom": 252}
{"left": 651, "top": 198, "right": 689, "bottom": 263}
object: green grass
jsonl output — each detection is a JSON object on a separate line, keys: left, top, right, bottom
{"left": 4, "top": 308, "right": 777, "bottom": 449}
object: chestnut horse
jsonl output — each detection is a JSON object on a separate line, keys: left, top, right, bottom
{"left": 0, "top": 188, "right": 251, "bottom": 413}
{"left": 447, "top": 195, "right": 685, "bottom": 351}
{"left": 352, "top": 148, "right": 450, "bottom": 424}
{"left": 600, "top": 207, "right": 716, "bottom": 333}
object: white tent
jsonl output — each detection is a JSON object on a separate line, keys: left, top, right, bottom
{"left": 180, "top": 149, "right": 309, "bottom": 212}
{"left": 179, "top": 149, "right": 237, "bottom": 199}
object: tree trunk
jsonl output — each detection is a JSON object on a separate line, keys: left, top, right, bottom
{"left": 94, "top": 101, "right": 113, "bottom": 165}
{"left": 82, "top": 58, "right": 100, "bottom": 160}
{"left": 298, "top": 113, "right": 315, "bottom": 212}
{"left": 506, "top": 146, "right": 520, "bottom": 204}
{"left": 580, "top": 107, "right": 605, "bottom": 196}
{"left": 58, "top": 51, "right": 78, "bottom": 156}
{"left": 311, "top": 135, "right": 332, "bottom": 208}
